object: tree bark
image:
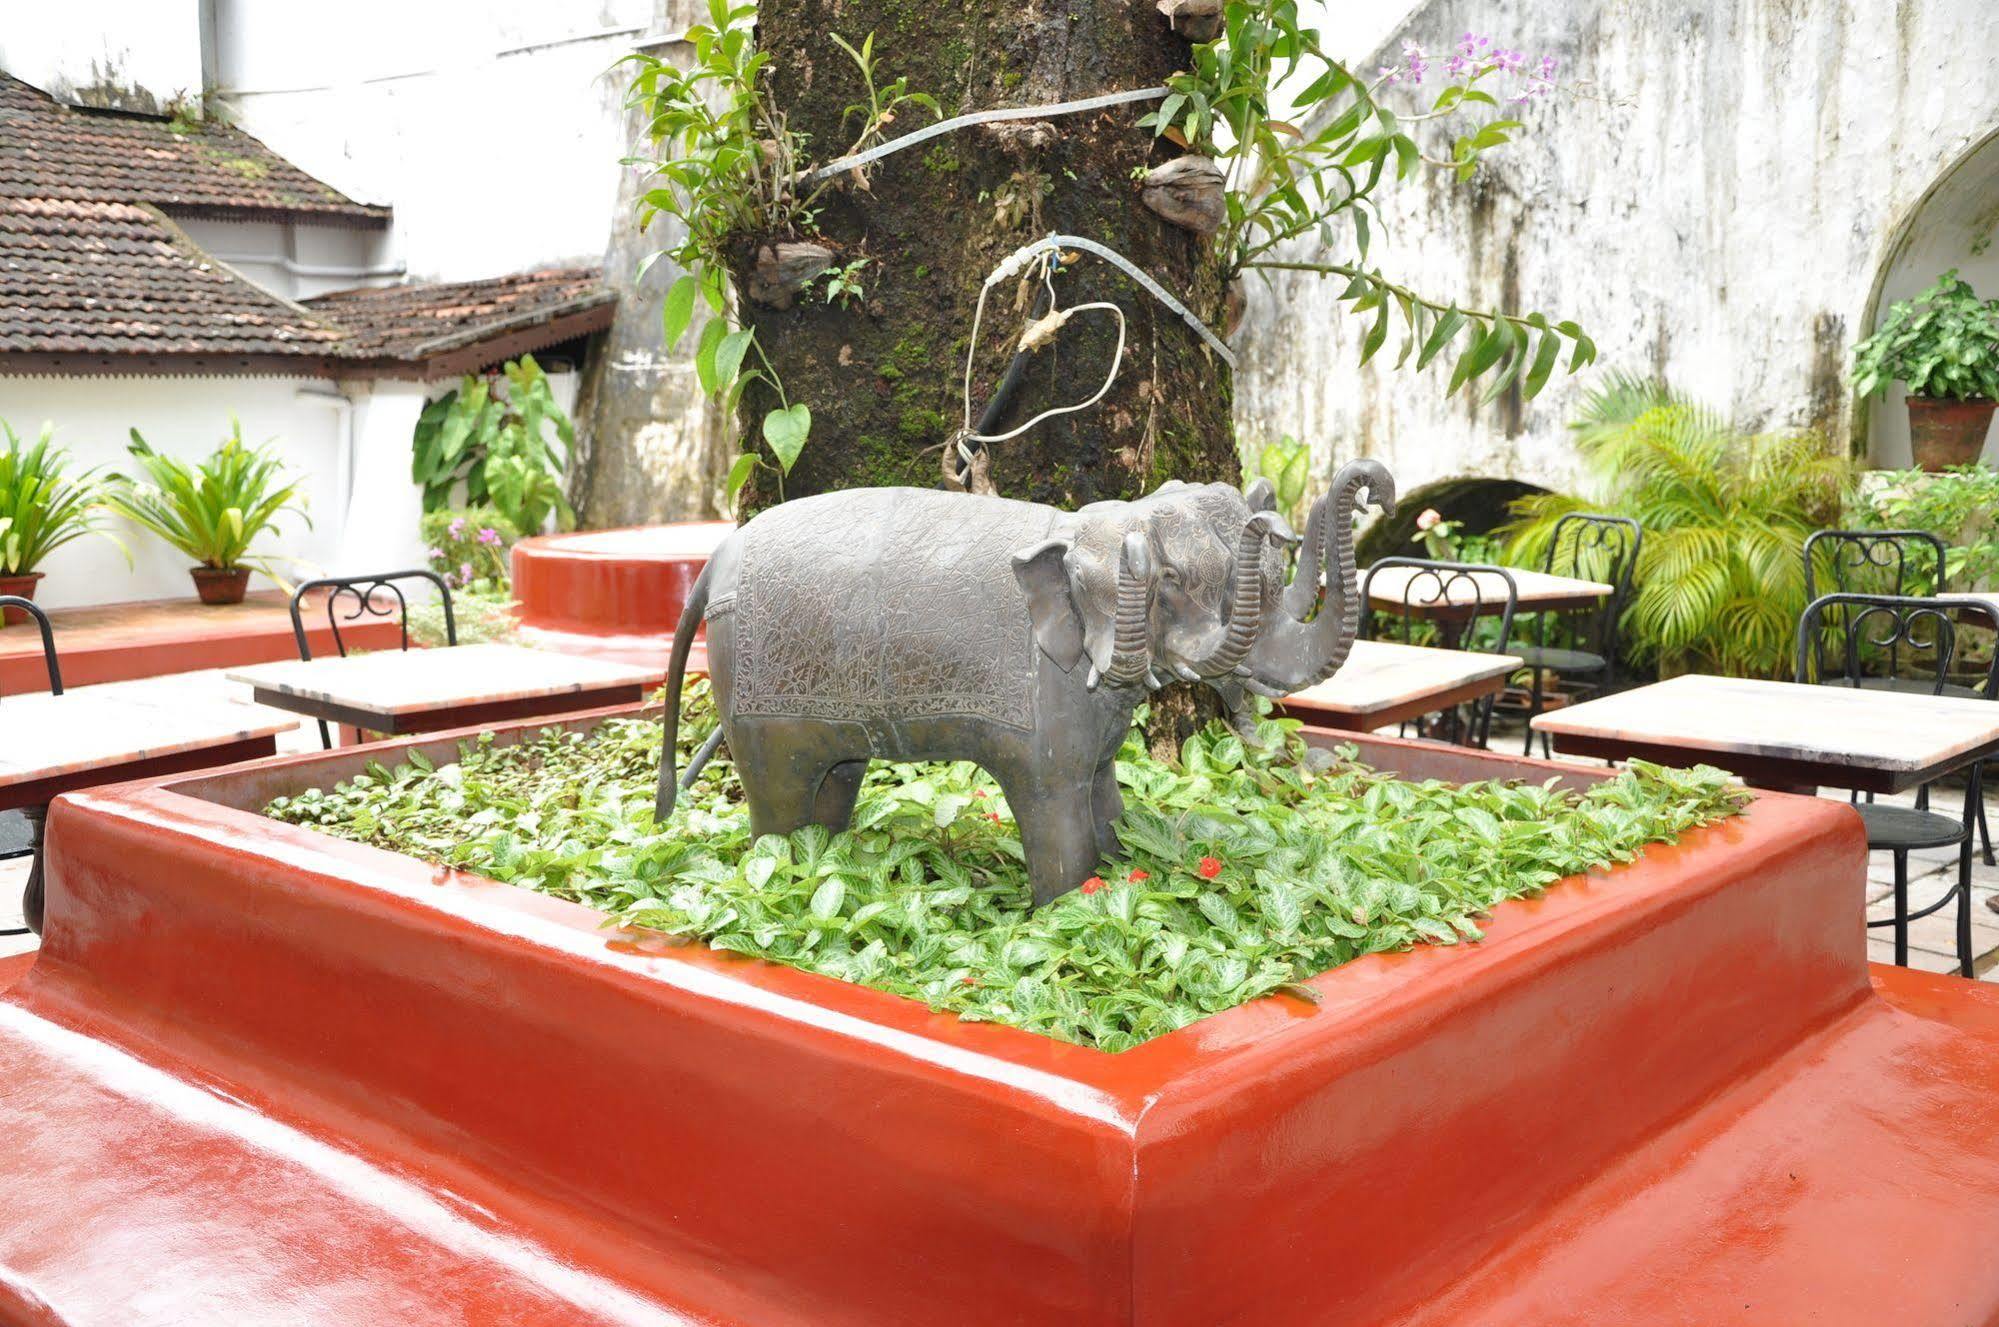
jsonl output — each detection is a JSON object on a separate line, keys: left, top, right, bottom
{"left": 737, "top": 0, "right": 1239, "bottom": 751}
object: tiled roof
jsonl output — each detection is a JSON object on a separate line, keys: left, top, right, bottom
{"left": 0, "top": 75, "right": 612, "bottom": 375}
{"left": 303, "top": 269, "right": 615, "bottom": 360}
{"left": 0, "top": 74, "right": 389, "bottom": 226}
{"left": 0, "top": 199, "right": 346, "bottom": 359}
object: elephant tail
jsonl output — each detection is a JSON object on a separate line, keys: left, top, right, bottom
{"left": 655, "top": 559, "right": 715, "bottom": 824}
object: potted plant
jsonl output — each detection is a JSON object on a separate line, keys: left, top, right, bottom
{"left": 1852, "top": 269, "right": 1999, "bottom": 471}
{"left": 0, "top": 420, "right": 123, "bottom": 625}
{"left": 103, "top": 422, "right": 309, "bottom": 605}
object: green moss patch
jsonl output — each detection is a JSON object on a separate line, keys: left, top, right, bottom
{"left": 264, "top": 691, "right": 1746, "bottom": 1052}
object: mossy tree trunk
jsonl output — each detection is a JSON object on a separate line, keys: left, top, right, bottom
{"left": 735, "top": 0, "right": 1238, "bottom": 750}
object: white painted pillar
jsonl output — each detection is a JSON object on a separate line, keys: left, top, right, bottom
{"left": 333, "top": 382, "right": 429, "bottom": 575}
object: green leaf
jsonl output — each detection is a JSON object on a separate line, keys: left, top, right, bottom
{"left": 762, "top": 403, "right": 812, "bottom": 473}
{"left": 662, "top": 273, "right": 700, "bottom": 347}
{"left": 724, "top": 452, "right": 758, "bottom": 506}
{"left": 694, "top": 318, "right": 728, "bottom": 395}
{"left": 715, "top": 328, "right": 755, "bottom": 391}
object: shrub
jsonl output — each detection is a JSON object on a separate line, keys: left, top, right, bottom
{"left": 1852, "top": 270, "right": 1999, "bottom": 402}
{"left": 105, "top": 421, "right": 309, "bottom": 576}
{"left": 1857, "top": 463, "right": 1999, "bottom": 591}
{"left": 421, "top": 505, "right": 519, "bottom": 593}
{"left": 265, "top": 693, "right": 1746, "bottom": 1052}
{"left": 0, "top": 420, "right": 122, "bottom": 575}
{"left": 410, "top": 354, "right": 574, "bottom": 535}
{"left": 1504, "top": 374, "right": 1853, "bottom": 678}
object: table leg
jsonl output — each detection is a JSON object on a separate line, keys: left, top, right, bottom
{"left": 17, "top": 805, "right": 45, "bottom": 938}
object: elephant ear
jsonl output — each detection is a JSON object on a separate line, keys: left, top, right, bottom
{"left": 1012, "top": 538, "right": 1086, "bottom": 671}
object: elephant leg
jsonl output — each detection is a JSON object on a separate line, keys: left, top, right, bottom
{"left": 811, "top": 760, "right": 869, "bottom": 833}
{"left": 1091, "top": 759, "right": 1125, "bottom": 859}
{"left": 1014, "top": 778, "right": 1109, "bottom": 906}
{"left": 739, "top": 747, "right": 833, "bottom": 838}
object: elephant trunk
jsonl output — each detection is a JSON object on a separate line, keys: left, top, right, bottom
{"left": 1240, "top": 458, "right": 1397, "bottom": 694}
{"left": 1100, "top": 531, "right": 1156, "bottom": 688}
{"left": 1194, "top": 512, "right": 1293, "bottom": 678}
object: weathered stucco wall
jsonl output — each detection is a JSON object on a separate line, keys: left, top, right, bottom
{"left": 1235, "top": 0, "right": 1999, "bottom": 497}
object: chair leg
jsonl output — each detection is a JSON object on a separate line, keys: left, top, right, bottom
{"left": 1979, "top": 769, "right": 1995, "bottom": 868}
{"left": 1894, "top": 851, "right": 1909, "bottom": 968}
{"left": 1958, "top": 836, "right": 1976, "bottom": 979}
{"left": 317, "top": 718, "right": 334, "bottom": 751}
{"left": 1522, "top": 667, "right": 1541, "bottom": 757}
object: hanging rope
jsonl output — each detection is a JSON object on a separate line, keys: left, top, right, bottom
{"left": 797, "top": 86, "right": 1170, "bottom": 185}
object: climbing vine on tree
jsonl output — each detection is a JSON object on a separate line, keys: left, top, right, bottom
{"left": 625, "top": 0, "right": 1591, "bottom": 517}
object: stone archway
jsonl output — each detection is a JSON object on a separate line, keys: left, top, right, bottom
{"left": 1355, "top": 474, "right": 1552, "bottom": 565}
{"left": 1857, "top": 124, "right": 1999, "bottom": 467}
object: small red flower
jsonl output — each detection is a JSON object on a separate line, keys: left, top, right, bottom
{"left": 972, "top": 789, "right": 987, "bottom": 799}
{"left": 1081, "top": 876, "right": 1107, "bottom": 895}
{"left": 1127, "top": 868, "right": 1150, "bottom": 883}
{"left": 987, "top": 811, "right": 1002, "bottom": 824}
{"left": 1197, "top": 856, "right": 1223, "bottom": 879}
{"left": 960, "top": 975, "right": 979, "bottom": 986}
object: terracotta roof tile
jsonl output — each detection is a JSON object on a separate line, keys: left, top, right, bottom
{"left": 303, "top": 269, "right": 615, "bottom": 359}
{"left": 0, "top": 198, "right": 346, "bottom": 358}
{"left": 0, "top": 74, "right": 388, "bottom": 225}
{"left": 0, "top": 76, "right": 612, "bottom": 373}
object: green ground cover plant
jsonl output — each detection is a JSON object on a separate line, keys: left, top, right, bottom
{"left": 265, "top": 689, "right": 1745, "bottom": 1051}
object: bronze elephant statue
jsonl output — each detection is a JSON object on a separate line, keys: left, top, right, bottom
{"left": 658, "top": 460, "right": 1394, "bottom": 904}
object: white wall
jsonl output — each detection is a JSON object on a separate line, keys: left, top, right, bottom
{"left": 208, "top": 0, "right": 656, "bottom": 283}
{"left": 176, "top": 218, "right": 404, "bottom": 301}
{"left": 0, "top": 0, "right": 203, "bottom": 116}
{"left": 0, "top": 376, "right": 346, "bottom": 609}
{"left": 1234, "top": 0, "right": 1999, "bottom": 497}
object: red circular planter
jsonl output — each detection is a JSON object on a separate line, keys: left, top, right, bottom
{"left": 508, "top": 521, "right": 733, "bottom": 668}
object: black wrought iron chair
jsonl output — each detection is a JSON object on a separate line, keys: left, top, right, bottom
{"left": 1801, "top": 530, "right": 1993, "bottom": 864}
{"left": 1360, "top": 557, "right": 1518, "bottom": 748}
{"left": 1804, "top": 528, "right": 1948, "bottom": 603}
{"left": 1516, "top": 513, "right": 1641, "bottom": 758}
{"left": 1796, "top": 592, "right": 1999, "bottom": 976}
{"left": 289, "top": 571, "right": 456, "bottom": 749}
{"left": 1, "top": 596, "right": 62, "bottom": 938}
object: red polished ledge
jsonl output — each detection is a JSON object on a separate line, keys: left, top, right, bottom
{"left": 0, "top": 591, "right": 402, "bottom": 694}
{"left": 510, "top": 522, "right": 731, "bottom": 670}
{"left": 3, "top": 714, "right": 1999, "bottom": 1324}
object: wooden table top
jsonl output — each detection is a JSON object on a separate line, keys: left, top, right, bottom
{"left": 1285, "top": 640, "right": 1522, "bottom": 721}
{"left": 1531, "top": 673, "right": 1999, "bottom": 787}
{"left": 0, "top": 690, "right": 295, "bottom": 788}
{"left": 1365, "top": 564, "right": 1612, "bottom": 613}
{"left": 226, "top": 644, "right": 659, "bottom": 722}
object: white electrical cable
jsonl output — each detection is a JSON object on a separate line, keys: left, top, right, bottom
{"left": 798, "top": 86, "right": 1170, "bottom": 184}
{"left": 987, "top": 233, "right": 1237, "bottom": 366}
{"left": 961, "top": 293, "right": 1127, "bottom": 445}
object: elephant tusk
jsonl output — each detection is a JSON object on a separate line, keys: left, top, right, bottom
{"left": 1086, "top": 665, "right": 1102, "bottom": 691}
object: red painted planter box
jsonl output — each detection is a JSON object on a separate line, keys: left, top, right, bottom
{"left": 510, "top": 522, "right": 732, "bottom": 670}
{"left": 6, "top": 713, "right": 1999, "bottom": 1325}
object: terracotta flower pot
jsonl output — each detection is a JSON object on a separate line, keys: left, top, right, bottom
{"left": 190, "top": 565, "right": 251, "bottom": 605}
{"left": 1907, "top": 396, "right": 1996, "bottom": 472}
{"left": 0, "top": 570, "right": 45, "bottom": 625}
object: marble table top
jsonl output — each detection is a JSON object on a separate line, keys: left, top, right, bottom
{"left": 1365, "top": 564, "right": 1612, "bottom": 612}
{"left": 227, "top": 644, "right": 658, "bottom": 722}
{"left": 1531, "top": 673, "right": 1999, "bottom": 777}
{"left": 0, "top": 689, "right": 296, "bottom": 789}
{"left": 1285, "top": 639, "right": 1522, "bottom": 720}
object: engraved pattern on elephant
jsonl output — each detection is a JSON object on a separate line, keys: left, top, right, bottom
{"left": 735, "top": 490, "right": 1048, "bottom": 729}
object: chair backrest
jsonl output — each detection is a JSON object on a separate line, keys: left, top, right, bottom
{"left": 290, "top": 570, "right": 455, "bottom": 662}
{"left": 1804, "top": 529, "right": 1947, "bottom": 602}
{"left": 1544, "top": 513, "right": 1642, "bottom": 604}
{"left": 1361, "top": 557, "right": 1520, "bottom": 653}
{"left": 1795, "top": 592, "right": 1999, "bottom": 699}
{"left": 0, "top": 597, "right": 62, "bottom": 698}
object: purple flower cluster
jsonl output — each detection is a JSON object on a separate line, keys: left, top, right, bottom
{"left": 1380, "top": 32, "right": 1558, "bottom": 103}
{"left": 476, "top": 526, "right": 502, "bottom": 546}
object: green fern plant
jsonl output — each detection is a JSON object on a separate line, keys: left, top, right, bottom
{"left": 0, "top": 420, "right": 124, "bottom": 575}
{"left": 1504, "top": 374, "right": 1853, "bottom": 679}
{"left": 106, "top": 422, "right": 309, "bottom": 575}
